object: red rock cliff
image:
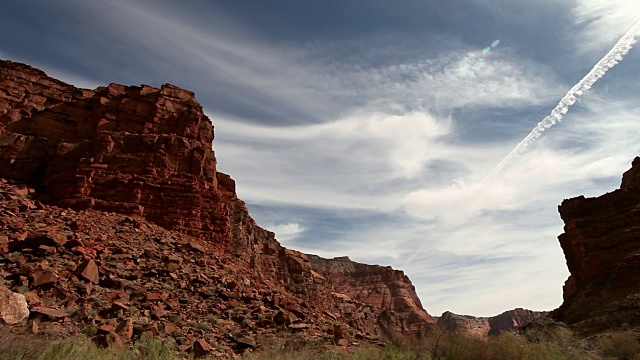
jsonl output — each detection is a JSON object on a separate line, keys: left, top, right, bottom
{"left": 0, "top": 59, "right": 434, "bottom": 341}
{"left": 551, "top": 157, "right": 640, "bottom": 334}
{"left": 0, "top": 60, "right": 228, "bottom": 240}
{"left": 308, "top": 255, "right": 435, "bottom": 335}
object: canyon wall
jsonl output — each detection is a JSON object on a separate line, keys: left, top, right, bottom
{"left": 551, "top": 157, "right": 640, "bottom": 334}
{"left": 309, "top": 255, "right": 435, "bottom": 336}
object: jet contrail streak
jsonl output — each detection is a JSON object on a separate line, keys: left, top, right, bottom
{"left": 486, "top": 20, "right": 640, "bottom": 180}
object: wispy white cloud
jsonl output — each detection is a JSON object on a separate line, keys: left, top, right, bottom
{"left": 311, "top": 49, "right": 561, "bottom": 115}
{"left": 571, "top": 1, "right": 640, "bottom": 53}
{"left": 68, "top": 0, "right": 563, "bottom": 124}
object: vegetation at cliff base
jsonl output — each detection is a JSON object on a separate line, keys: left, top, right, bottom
{"left": 0, "top": 331, "right": 174, "bottom": 360}
{"left": 2, "top": 324, "right": 639, "bottom": 360}
{"left": 243, "top": 328, "right": 640, "bottom": 360}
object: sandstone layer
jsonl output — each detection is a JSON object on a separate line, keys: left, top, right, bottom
{"left": 0, "top": 59, "right": 434, "bottom": 354}
{"left": 551, "top": 157, "right": 640, "bottom": 334}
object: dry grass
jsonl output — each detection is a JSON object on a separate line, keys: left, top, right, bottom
{"left": 242, "top": 325, "right": 640, "bottom": 360}
{"left": 0, "top": 328, "right": 177, "bottom": 360}
{"left": 0, "top": 328, "right": 51, "bottom": 360}
{"left": 1, "top": 323, "right": 639, "bottom": 360}
{"left": 42, "top": 337, "right": 176, "bottom": 360}
{"left": 241, "top": 346, "right": 412, "bottom": 360}
{"left": 240, "top": 332, "right": 573, "bottom": 360}
{"left": 595, "top": 331, "right": 640, "bottom": 360}
{"left": 519, "top": 320, "right": 602, "bottom": 359}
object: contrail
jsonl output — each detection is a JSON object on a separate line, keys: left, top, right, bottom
{"left": 486, "top": 20, "right": 640, "bottom": 180}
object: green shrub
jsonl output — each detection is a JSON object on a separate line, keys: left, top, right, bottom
{"left": 82, "top": 324, "right": 99, "bottom": 337}
{"left": 132, "top": 337, "right": 176, "bottom": 360}
{"left": 206, "top": 314, "right": 219, "bottom": 324}
{"left": 166, "top": 313, "right": 181, "bottom": 323}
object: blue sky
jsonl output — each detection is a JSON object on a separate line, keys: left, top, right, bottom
{"left": 2, "top": 0, "right": 639, "bottom": 316}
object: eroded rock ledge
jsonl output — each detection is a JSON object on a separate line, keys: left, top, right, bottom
{"left": 309, "top": 255, "right": 434, "bottom": 335}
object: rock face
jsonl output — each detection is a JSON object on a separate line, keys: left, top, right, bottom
{"left": 436, "top": 309, "right": 547, "bottom": 337}
{"left": 0, "top": 60, "right": 434, "bottom": 351}
{"left": 308, "top": 255, "right": 435, "bottom": 336}
{"left": 551, "top": 157, "right": 640, "bottom": 334}
{"left": 0, "top": 60, "right": 226, "bottom": 240}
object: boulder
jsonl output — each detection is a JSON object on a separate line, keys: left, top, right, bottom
{"left": 0, "top": 285, "right": 29, "bottom": 324}
{"left": 75, "top": 259, "right": 100, "bottom": 284}
{"left": 192, "top": 339, "right": 213, "bottom": 356}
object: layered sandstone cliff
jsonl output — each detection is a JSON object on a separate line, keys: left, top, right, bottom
{"left": 436, "top": 309, "right": 547, "bottom": 337}
{"left": 308, "top": 255, "right": 435, "bottom": 335}
{"left": 0, "top": 60, "right": 227, "bottom": 239}
{"left": 0, "top": 59, "right": 434, "bottom": 350}
{"left": 551, "top": 157, "right": 640, "bottom": 334}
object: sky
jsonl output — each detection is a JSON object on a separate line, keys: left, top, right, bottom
{"left": 2, "top": 0, "right": 639, "bottom": 317}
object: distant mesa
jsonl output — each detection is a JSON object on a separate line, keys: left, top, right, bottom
{"left": 435, "top": 308, "right": 547, "bottom": 338}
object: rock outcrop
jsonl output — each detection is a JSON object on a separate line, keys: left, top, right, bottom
{"left": 488, "top": 308, "right": 548, "bottom": 335}
{"left": 0, "top": 59, "right": 435, "bottom": 353}
{"left": 308, "top": 255, "right": 435, "bottom": 336}
{"left": 551, "top": 157, "right": 640, "bottom": 334}
{"left": 435, "top": 309, "right": 547, "bottom": 337}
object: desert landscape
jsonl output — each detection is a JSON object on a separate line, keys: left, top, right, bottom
{"left": 1, "top": 1, "right": 640, "bottom": 359}
{"left": 0, "top": 59, "right": 638, "bottom": 359}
